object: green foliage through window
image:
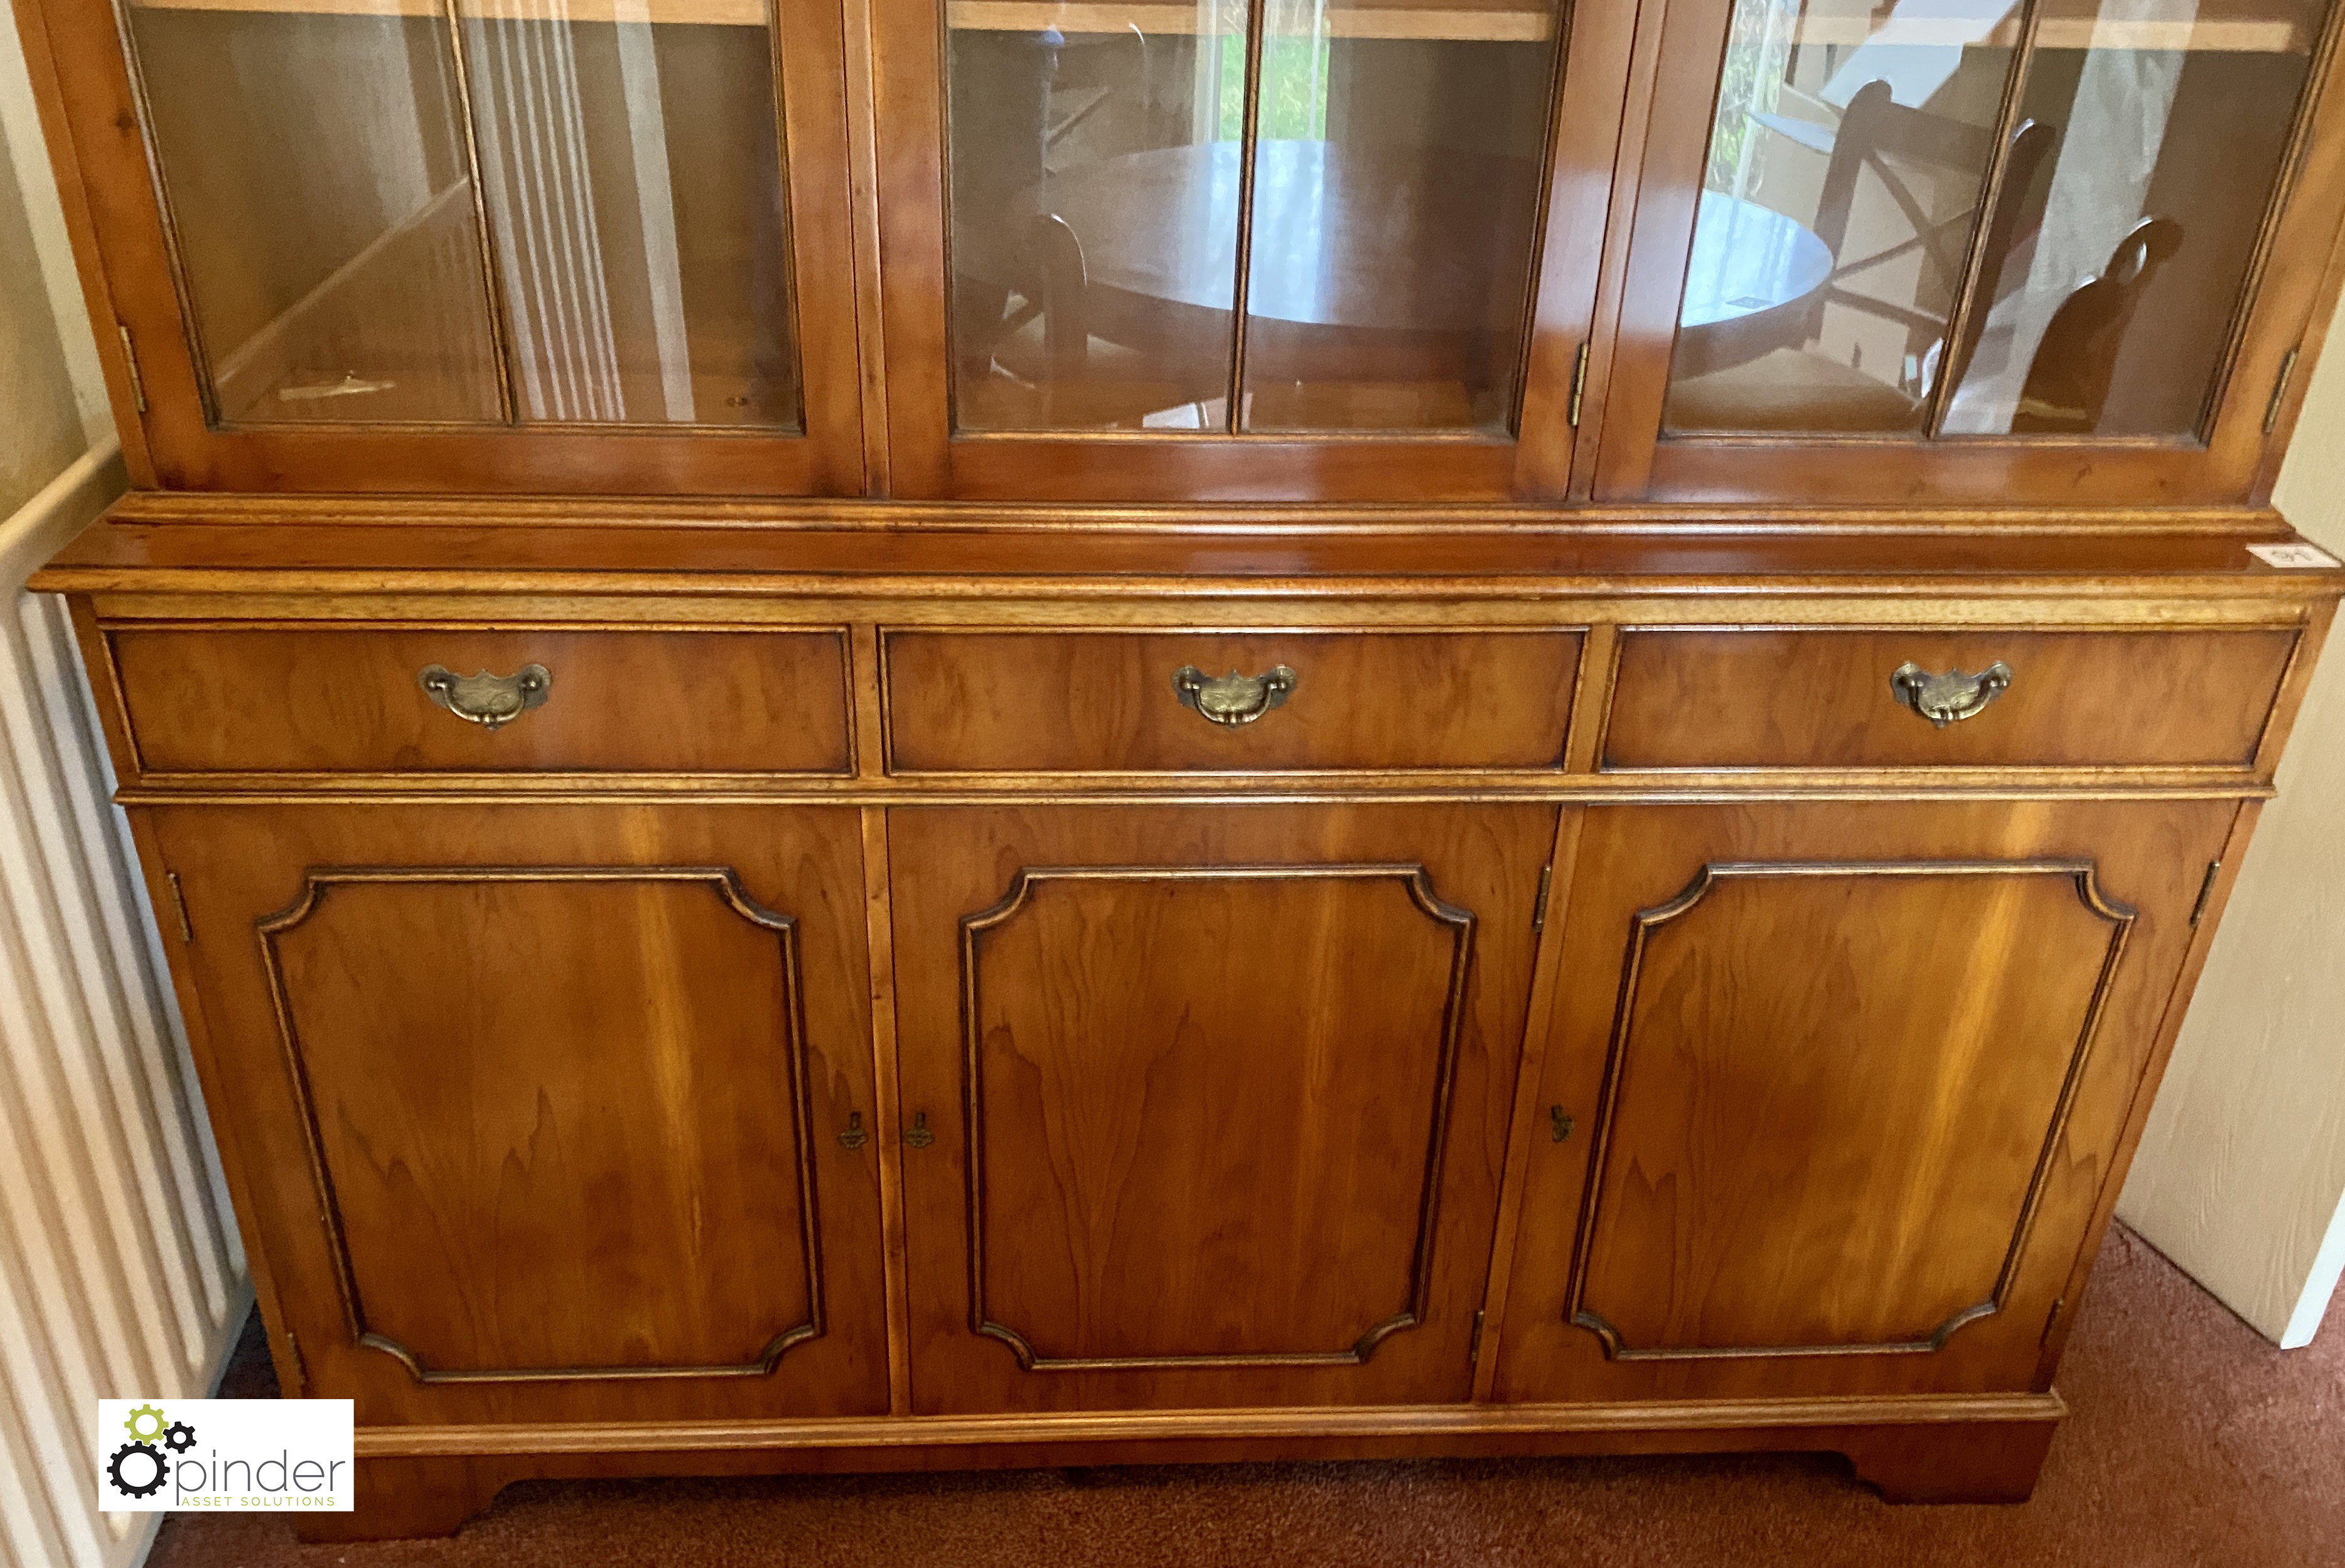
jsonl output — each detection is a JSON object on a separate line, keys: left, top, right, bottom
{"left": 1215, "top": 31, "right": 1331, "bottom": 141}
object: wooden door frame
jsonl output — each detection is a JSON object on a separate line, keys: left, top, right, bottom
{"left": 856, "top": 0, "right": 1639, "bottom": 502}
{"left": 1586, "top": 0, "right": 2345, "bottom": 509}
{"left": 11, "top": 0, "right": 866, "bottom": 494}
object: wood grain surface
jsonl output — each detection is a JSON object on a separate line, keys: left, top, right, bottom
{"left": 145, "top": 803, "right": 890, "bottom": 1429}
{"left": 106, "top": 626, "right": 853, "bottom": 776}
{"left": 1492, "top": 797, "right": 2237, "bottom": 1405}
{"left": 888, "top": 803, "right": 1555, "bottom": 1413}
{"left": 884, "top": 630, "right": 1581, "bottom": 773}
{"left": 1601, "top": 628, "right": 2301, "bottom": 771}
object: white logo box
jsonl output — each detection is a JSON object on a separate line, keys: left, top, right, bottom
{"left": 97, "top": 1399, "right": 355, "bottom": 1513}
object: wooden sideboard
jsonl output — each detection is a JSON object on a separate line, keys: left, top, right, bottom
{"left": 29, "top": 504, "right": 2337, "bottom": 1534}
{"left": 16, "top": 0, "right": 2345, "bottom": 1535}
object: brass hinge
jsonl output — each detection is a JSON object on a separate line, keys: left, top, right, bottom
{"left": 2266, "top": 346, "right": 2300, "bottom": 434}
{"left": 1566, "top": 341, "right": 1591, "bottom": 429}
{"left": 164, "top": 871, "right": 193, "bottom": 943}
{"left": 2041, "top": 1297, "right": 2065, "bottom": 1346}
{"left": 1532, "top": 863, "right": 1553, "bottom": 932}
{"left": 2190, "top": 859, "right": 2223, "bottom": 927}
{"left": 1468, "top": 1308, "right": 1486, "bottom": 1364}
{"left": 116, "top": 324, "right": 148, "bottom": 415}
{"left": 282, "top": 1329, "right": 309, "bottom": 1396}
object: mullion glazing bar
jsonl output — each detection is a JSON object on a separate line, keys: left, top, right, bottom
{"left": 1223, "top": 0, "right": 1273, "bottom": 434}
{"left": 1924, "top": 0, "right": 2048, "bottom": 438}
{"left": 439, "top": 0, "right": 523, "bottom": 426}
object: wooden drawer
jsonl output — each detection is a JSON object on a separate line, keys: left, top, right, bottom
{"left": 102, "top": 626, "right": 853, "bottom": 775}
{"left": 883, "top": 630, "right": 1583, "bottom": 773}
{"left": 1600, "top": 628, "right": 2300, "bottom": 771}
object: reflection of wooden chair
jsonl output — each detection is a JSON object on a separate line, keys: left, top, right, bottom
{"left": 955, "top": 28, "right": 1214, "bottom": 427}
{"left": 2011, "top": 217, "right": 2183, "bottom": 434}
{"left": 1668, "top": 94, "right": 2054, "bottom": 433}
{"left": 1810, "top": 80, "right": 1999, "bottom": 353}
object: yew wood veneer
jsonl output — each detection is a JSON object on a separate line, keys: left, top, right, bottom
{"left": 19, "top": 0, "right": 2345, "bottom": 1530}
{"left": 30, "top": 511, "right": 2341, "bottom": 1537}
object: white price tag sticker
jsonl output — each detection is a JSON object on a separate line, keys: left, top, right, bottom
{"left": 2248, "top": 542, "right": 2342, "bottom": 569}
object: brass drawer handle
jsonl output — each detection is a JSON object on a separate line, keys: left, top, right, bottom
{"left": 1172, "top": 664, "right": 1297, "bottom": 727}
{"left": 1890, "top": 660, "right": 2012, "bottom": 728}
{"left": 418, "top": 663, "right": 552, "bottom": 731}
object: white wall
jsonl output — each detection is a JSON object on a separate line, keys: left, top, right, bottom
{"left": 0, "top": 11, "right": 252, "bottom": 1568}
{"left": 2117, "top": 325, "right": 2345, "bottom": 1347}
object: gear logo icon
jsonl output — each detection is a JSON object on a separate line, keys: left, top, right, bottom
{"left": 163, "top": 1420, "right": 197, "bottom": 1454}
{"left": 107, "top": 1440, "right": 168, "bottom": 1499}
{"left": 123, "top": 1404, "right": 166, "bottom": 1441}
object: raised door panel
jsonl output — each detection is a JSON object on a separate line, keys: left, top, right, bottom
{"left": 146, "top": 805, "right": 888, "bottom": 1426}
{"left": 1493, "top": 800, "right": 2235, "bottom": 1404}
{"left": 891, "top": 805, "right": 1555, "bottom": 1411}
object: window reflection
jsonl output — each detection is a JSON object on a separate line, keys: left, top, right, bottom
{"left": 1940, "top": 0, "right": 2332, "bottom": 436}
{"left": 1666, "top": 0, "right": 2019, "bottom": 434}
{"left": 122, "top": 0, "right": 803, "bottom": 430}
{"left": 456, "top": 0, "right": 802, "bottom": 429}
{"left": 126, "top": 0, "right": 505, "bottom": 424}
{"left": 1669, "top": 0, "right": 2333, "bottom": 439}
{"left": 944, "top": 0, "right": 1565, "bottom": 434}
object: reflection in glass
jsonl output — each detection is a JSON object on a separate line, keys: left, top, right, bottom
{"left": 943, "top": 0, "right": 1565, "bottom": 434}
{"left": 125, "top": 0, "right": 504, "bottom": 424}
{"left": 123, "top": 0, "right": 802, "bottom": 429}
{"left": 947, "top": 4, "right": 1245, "bottom": 431}
{"left": 1940, "top": 0, "right": 2334, "bottom": 436}
{"left": 456, "top": 0, "right": 800, "bottom": 427}
{"left": 1664, "top": 0, "right": 2019, "bottom": 433}
{"left": 1238, "top": 0, "right": 1562, "bottom": 432}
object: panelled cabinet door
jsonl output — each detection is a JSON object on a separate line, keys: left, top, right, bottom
{"left": 1592, "top": 0, "right": 2345, "bottom": 505}
{"left": 1493, "top": 800, "right": 2235, "bottom": 1404}
{"left": 888, "top": 805, "right": 1555, "bottom": 1411}
{"left": 866, "top": 0, "right": 1638, "bottom": 498}
{"left": 143, "top": 805, "right": 888, "bottom": 1426}
{"left": 27, "top": 0, "right": 863, "bottom": 493}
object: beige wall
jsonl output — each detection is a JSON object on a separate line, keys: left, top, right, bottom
{"left": 0, "top": 125, "right": 83, "bottom": 515}
{"left": 2117, "top": 322, "right": 2345, "bottom": 1346}
{"left": 3, "top": 18, "right": 252, "bottom": 1568}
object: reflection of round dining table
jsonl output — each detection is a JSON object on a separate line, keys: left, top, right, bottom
{"left": 995, "top": 139, "right": 1540, "bottom": 382}
{"left": 1673, "top": 188, "right": 1834, "bottom": 378}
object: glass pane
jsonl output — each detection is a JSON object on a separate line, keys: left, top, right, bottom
{"left": 1663, "top": 0, "right": 2020, "bottom": 434}
{"left": 1240, "top": 0, "right": 1565, "bottom": 432}
{"left": 945, "top": 3, "right": 1243, "bottom": 431}
{"left": 456, "top": 0, "right": 802, "bottom": 427}
{"left": 1940, "top": 0, "right": 2333, "bottom": 436}
{"left": 123, "top": 0, "right": 504, "bottom": 424}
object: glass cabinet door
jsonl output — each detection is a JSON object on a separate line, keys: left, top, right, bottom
{"left": 934, "top": 0, "right": 1577, "bottom": 438}
{"left": 1651, "top": 0, "right": 2337, "bottom": 453}
{"left": 121, "top": 0, "right": 803, "bottom": 430}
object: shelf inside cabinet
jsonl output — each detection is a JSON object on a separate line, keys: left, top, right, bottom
{"left": 131, "top": 0, "right": 773, "bottom": 24}
{"left": 1791, "top": 14, "right": 2307, "bottom": 51}
{"left": 131, "top": 0, "right": 1561, "bottom": 40}
{"left": 947, "top": 0, "right": 1556, "bottom": 43}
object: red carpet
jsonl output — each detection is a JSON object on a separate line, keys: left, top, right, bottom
{"left": 151, "top": 1225, "right": 2345, "bottom": 1567}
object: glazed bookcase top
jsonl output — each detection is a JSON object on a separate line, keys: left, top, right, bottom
{"left": 13, "top": 0, "right": 2345, "bottom": 508}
